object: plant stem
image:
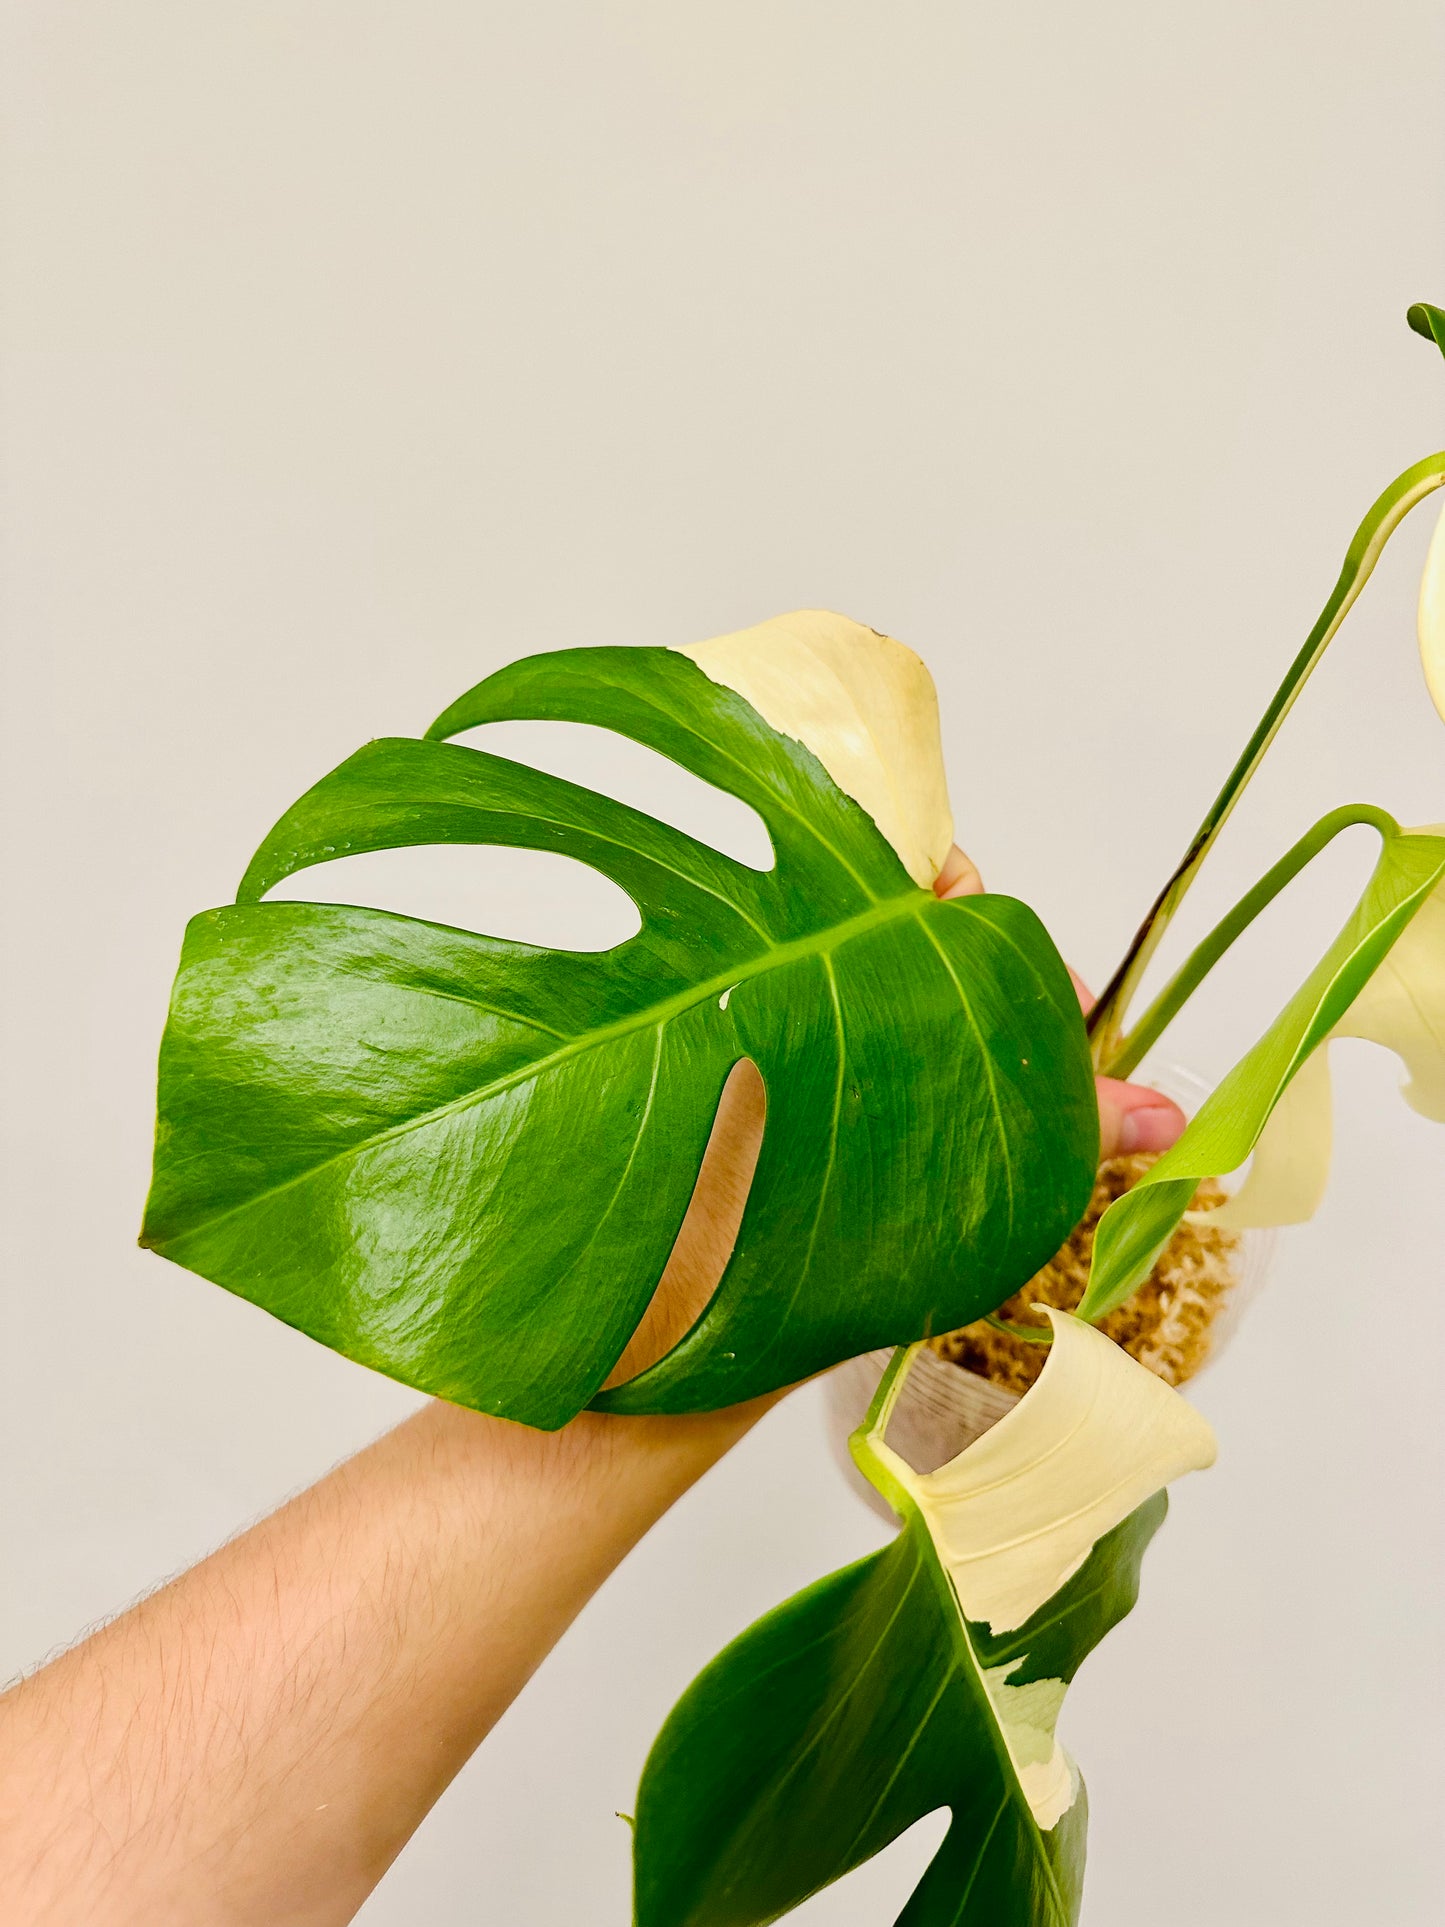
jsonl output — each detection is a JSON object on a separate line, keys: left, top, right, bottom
{"left": 1102, "top": 803, "right": 1399, "bottom": 1079}
{"left": 847, "top": 1344, "right": 922, "bottom": 1515}
{"left": 1086, "top": 453, "right": 1445, "bottom": 1067}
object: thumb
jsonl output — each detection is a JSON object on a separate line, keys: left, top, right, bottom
{"left": 931, "top": 850, "right": 1188, "bottom": 1161}
{"left": 1094, "top": 1076, "right": 1187, "bottom": 1160}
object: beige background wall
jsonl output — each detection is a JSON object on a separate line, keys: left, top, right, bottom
{"left": 3, "top": 5, "right": 1443, "bottom": 1921}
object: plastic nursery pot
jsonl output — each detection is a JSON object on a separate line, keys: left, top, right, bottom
{"left": 825, "top": 1065, "right": 1274, "bottom": 1523}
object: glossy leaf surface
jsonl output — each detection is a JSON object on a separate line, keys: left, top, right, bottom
{"left": 1079, "top": 825, "right": 1445, "bottom": 1319}
{"left": 142, "top": 634, "right": 1096, "bottom": 1426}
{"left": 632, "top": 1315, "right": 1215, "bottom": 1924}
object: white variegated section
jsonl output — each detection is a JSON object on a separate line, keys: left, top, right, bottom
{"left": 980, "top": 1665, "right": 1077, "bottom": 1831}
{"left": 676, "top": 611, "right": 954, "bottom": 887}
{"left": 1210, "top": 842, "right": 1445, "bottom": 1230}
{"left": 888, "top": 1313, "right": 1216, "bottom": 1636}
{"left": 1417, "top": 499, "right": 1445, "bottom": 724}
{"left": 1345, "top": 871, "right": 1445, "bottom": 1118}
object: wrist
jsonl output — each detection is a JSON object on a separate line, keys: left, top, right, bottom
{"left": 421, "top": 1386, "right": 777, "bottom": 1514}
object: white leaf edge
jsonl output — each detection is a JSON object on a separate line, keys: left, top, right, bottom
{"left": 1207, "top": 840, "right": 1445, "bottom": 1230}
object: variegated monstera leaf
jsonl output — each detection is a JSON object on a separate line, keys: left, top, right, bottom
{"left": 1181, "top": 477, "right": 1445, "bottom": 1235}
{"left": 632, "top": 1313, "right": 1216, "bottom": 1926}
{"left": 141, "top": 614, "right": 1098, "bottom": 1427}
{"left": 1205, "top": 827, "right": 1445, "bottom": 1229}
{"left": 1079, "top": 820, "right": 1445, "bottom": 1321}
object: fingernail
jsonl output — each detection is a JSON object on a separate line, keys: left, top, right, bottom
{"left": 1118, "top": 1104, "right": 1181, "bottom": 1155}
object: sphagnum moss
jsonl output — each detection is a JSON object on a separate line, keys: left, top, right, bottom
{"left": 931, "top": 1155, "right": 1243, "bottom": 1395}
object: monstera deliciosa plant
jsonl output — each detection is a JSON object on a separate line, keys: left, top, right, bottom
{"left": 142, "top": 305, "right": 1445, "bottom": 1922}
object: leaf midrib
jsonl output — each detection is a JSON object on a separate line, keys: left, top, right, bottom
{"left": 929, "top": 1542, "right": 1073, "bottom": 1925}
{"left": 155, "top": 884, "right": 934, "bottom": 1249}
{"left": 874, "top": 1491, "right": 1072, "bottom": 1926}
{"left": 564, "top": 664, "right": 883, "bottom": 901}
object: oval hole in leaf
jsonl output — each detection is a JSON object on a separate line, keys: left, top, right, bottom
{"left": 784, "top": 1808, "right": 952, "bottom": 1922}
{"left": 451, "top": 718, "right": 775, "bottom": 871}
{"left": 603, "top": 1058, "right": 766, "bottom": 1389}
{"left": 263, "top": 842, "right": 642, "bottom": 952}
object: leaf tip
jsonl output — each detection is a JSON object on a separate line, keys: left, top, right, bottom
{"left": 1407, "top": 302, "right": 1445, "bottom": 358}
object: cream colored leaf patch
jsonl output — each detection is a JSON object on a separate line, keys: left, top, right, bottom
{"left": 980, "top": 1665, "right": 1077, "bottom": 1831}
{"left": 872, "top": 1311, "right": 1217, "bottom": 1635}
{"left": 1211, "top": 843, "right": 1445, "bottom": 1230}
{"left": 1417, "top": 499, "right": 1445, "bottom": 725}
{"left": 677, "top": 611, "right": 954, "bottom": 887}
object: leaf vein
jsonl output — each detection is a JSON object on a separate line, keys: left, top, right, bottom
{"left": 920, "top": 917, "right": 1017, "bottom": 1241}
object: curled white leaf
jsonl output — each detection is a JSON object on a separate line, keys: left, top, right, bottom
{"left": 863, "top": 1312, "right": 1215, "bottom": 1829}
{"left": 877, "top": 1310, "right": 1217, "bottom": 1637}
{"left": 1417, "top": 499, "right": 1445, "bottom": 725}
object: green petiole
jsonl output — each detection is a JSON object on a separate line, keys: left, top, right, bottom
{"left": 1087, "top": 444, "right": 1445, "bottom": 1066}
{"left": 1103, "top": 803, "right": 1400, "bottom": 1079}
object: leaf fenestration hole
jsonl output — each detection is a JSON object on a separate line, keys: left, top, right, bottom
{"left": 449, "top": 719, "right": 775, "bottom": 871}
{"left": 783, "top": 1809, "right": 952, "bottom": 1922}
{"left": 602, "top": 1058, "right": 766, "bottom": 1389}
{"left": 263, "top": 843, "right": 642, "bottom": 952}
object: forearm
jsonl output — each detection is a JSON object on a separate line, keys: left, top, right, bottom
{"left": 0, "top": 1395, "right": 762, "bottom": 1927}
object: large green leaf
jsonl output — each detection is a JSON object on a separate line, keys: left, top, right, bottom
{"left": 1078, "top": 824, "right": 1445, "bottom": 1321}
{"left": 141, "top": 640, "right": 1097, "bottom": 1426}
{"left": 632, "top": 1313, "right": 1217, "bottom": 1924}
